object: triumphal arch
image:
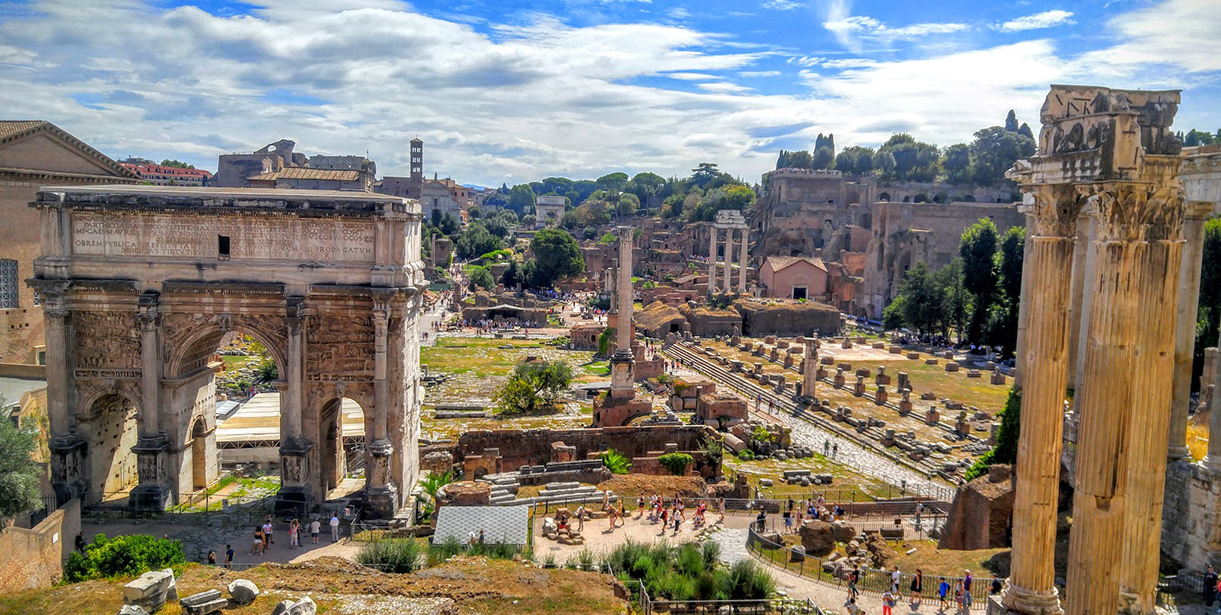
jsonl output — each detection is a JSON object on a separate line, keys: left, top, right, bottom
{"left": 30, "top": 185, "right": 426, "bottom": 518}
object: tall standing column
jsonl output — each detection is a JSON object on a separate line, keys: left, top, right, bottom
{"left": 802, "top": 339, "right": 819, "bottom": 399}
{"left": 138, "top": 309, "right": 161, "bottom": 438}
{"left": 723, "top": 227, "right": 733, "bottom": 292}
{"left": 284, "top": 312, "right": 304, "bottom": 440}
{"left": 1206, "top": 337, "right": 1221, "bottom": 472}
{"left": 708, "top": 227, "right": 718, "bottom": 294}
{"left": 1002, "top": 185, "right": 1080, "bottom": 615}
{"left": 131, "top": 290, "right": 171, "bottom": 511}
{"left": 1167, "top": 202, "right": 1214, "bottom": 460}
{"left": 44, "top": 301, "right": 86, "bottom": 504}
{"left": 738, "top": 227, "right": 748, "bottom": 293}
{"left": 372, "top": 303, "right": 390, "bottom": 444}
{"left": 367, "top": 298, "right": 398, "bottom": 517}
{"left": 617, "top": 228, "right": 634, "bottom": 352}
{"left": 276, "top": 296, "right": 314, "bottom": 515}
{"left": 1065, "top": 181, "right": 1183, "bottom": 615}
{"left": 1064, "top": 213, "right": 1092, "bottom": 391}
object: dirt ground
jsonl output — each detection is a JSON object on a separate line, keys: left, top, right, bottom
{"left": 534, "top": 506, "right": 756, "bottom": 564}
{"left": 0, "top": 557, "right": 628, "bottom": 615}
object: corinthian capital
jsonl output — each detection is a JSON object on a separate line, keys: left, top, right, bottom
{"left": 1026, "top": 184, "right": 1083, "bottom": 238}
{"left": 1085, "top": 181, "right": 1185, "bottom": 243}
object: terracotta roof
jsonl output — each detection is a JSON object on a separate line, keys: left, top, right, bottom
{"left": 249, "top": 167, "right": 362, "bottom": 182}
{"left": 764, "top": 255, "right": 827, "bottom": 273}
{"left": 0, "top": 120, "right": 48, "bottom": 141}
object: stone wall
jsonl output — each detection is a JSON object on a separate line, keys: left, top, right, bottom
{"left": 1161, "top": 461, "right": 1220, "bottom": 571}
{"left": 937, "top": 465, "right": 1014, "bottom": 551}
{"left": 456, "top": 425, "right": 716, "bottom": 471}
{"left": 734, "top": 300, "right": 841, "bottom": 337}
{"left": 0, "top": 498, "right": 79, "bottom": 592}
{"left": 679, "top": 305, "right": 742, "bottom": 337}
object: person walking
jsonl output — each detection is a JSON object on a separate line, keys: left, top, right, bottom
{"left": 891, "top": 566, "right": 901, "bottom": 593}
{"left": 939, "top": 578, "right": 951, "bottom": 612}
{"left": 882, "top": 589, "right": 896, "bottom": 615}
{"left": 207, "top": 549, "right": 217, "bottom": 566}
{"left": 330, "top": 514, "right": 341, "bottom": 542}
{"left": 225, "top": 544, "right": 234, "bottom": 569}
{"left": 74, "top": 532, "right": 86, "bottom": 554}
{"left": 963, "top": 570, "right": 973, "bottom": 611}
{"left": 848, "top": 565, "right": 860, "bottom": 600}
{"left": 1206, "top": 565, "right": 1218, "bottom": 607}
{"left": 576, "top": 505, "right": 586, "bottom": 532}
{"left": 910, "top": 569, "right": 924, "bottom": 605}
{"left": 289, "top": 519, "right": 300, "bottom": 549}
{"left": 262, "top": 520, "right": 273, "bottom": 551}
{"left": 310, "top": 518, "right": 321, "bottom": 544}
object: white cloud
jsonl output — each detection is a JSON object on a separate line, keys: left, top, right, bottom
{"left": 0, "top": 0, "right": 1215, "bottom": 187}
{"left": 992, "top": 10, "right": 1075, "bottom": 32}
{"left": 763, "top": 0, "right": 804, "bottom": 10}
{"left": 822, "top": 1, "right": 968, "bottom": 51}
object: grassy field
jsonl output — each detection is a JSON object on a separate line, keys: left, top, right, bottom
{"left": 724, "top": 454, "right": 897, "bottom": 501}
{"left": 421, "top": 336, "right": 604, "bottom": 402}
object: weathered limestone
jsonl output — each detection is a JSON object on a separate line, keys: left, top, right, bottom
{"left": 1207, "top": 344, "right": 1221, "bottom": 472}
{"left": 710, "top": 209, "right": 749, "bottom": 295}
{"left": 802, "top": 338, "right": 819, "bottom": 399}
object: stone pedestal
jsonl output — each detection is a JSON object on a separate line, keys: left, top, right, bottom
{"left": 365, "top": 438, "right": 399, "bottom": 518}
{"left": 49, "top": 435, "right": 87, "bottom": 505}
{"left": 275, "top": 436, "right": 315, "bottom": 516}
{"left": 609, "top": 349, "right": 636, "bottom": 398}
{"left": 852, "top": 377, "right": 865, "bottom": 397}
{"left": 875, "top": 385, "right": 888, "bottom": 405}
{"left": 130, "top": 436, "right": 173, "bottom": 512}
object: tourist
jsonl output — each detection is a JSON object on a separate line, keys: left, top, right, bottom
{"left": 832, "top": 442, "right": 838, "bottom": 458}
{"left": 251, "top": 526, "right": 263, "bottom": 556}
{"left": 783, "top": 509, "right": 792, "bottom": 532}
{"left": 939, "top": 578, "right": 951, "bottom": 611}
{"left": 718, "top": 497, "right": 725, "bottom": 523}
{"left": 673, "top": 513, "right": 681, "bottom": 535}
{"left": 289, "top": 519, "right": 300, "bottom": 549}
{"left": 963, "top": 571, "right": 973, "bottom": 610}
{"left": 915, "top": 501, "right": 924, "bottom": 531}
{"left": 207, "top": 549, "right": 217, "bottom": 566}
{"left": 74, "top": 532, "right": 86, "bottom": 554}
{"left": 910, "top": 569, "right": 924, "bottom": 604}
{"left": 225, "top": 544, "right": 234, "bottom": 569}
{"left": 576, "top": 505, "right": 586, "bottom": 532}
{"left": 478, "top": 529, "right": 485, "bottom": 545}
{"left": 954, "top": 580, "right": 964, "bottom": 612}
{"left": 262, "top": 520, "right": 273, "bottom": 550}
{"left": 848, "top": 565, "right": 860, "bottom": 599}
{"left": 1207, "top": 565, "right": 1218, "bottom": 607}
{"left": 891, "top": 566, "right": 901, "bottom": 593}
{"left": 882, "top": 588, "right": 896, "bottom": 615}
{"left": 846, "top": 597, "right": 863, "bottom": 615}
{"left": 990, "top": 578, "right": 1002, "bottom": 595}
{"left": 310, "top": 518, "right": 321, "bottom": 544}
{"left": 330, "top": 514, "right": 341, "bottom": 542}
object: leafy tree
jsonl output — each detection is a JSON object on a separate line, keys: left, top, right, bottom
{"left": 159, "top": 159, "right": 196, "bottom": 169}
{"left": 657, "top": 452, "right": 693, "bottom": 476}
{"left": 0, "top": 406, "right": 41, "bottom": 525}
{"left": 65, "top": 534, "right": 185, "bottom": 582}
{"left": 1183, "top": 129, "right": 1219, "bottom": 147}
{"left": 597, "top": 172, "right": 630, "bottom": 194}
{"left": 617, "top": 193, "right": 640, "bottom": 217}
{"left": 493, "top": 360, "right": 573, "bottom": 414}
{"left": 960, "top": 218, "right": 1000, "bottom": 344}
{"left": 467, "top": 205, "right": 482, "bottom": 219}
{"left": 943, "top": 143, "right": 972, "bottom": 184}
{"left": 886, "top": 262, "right": 946, "bottom": 335}
{"left": 778, "top": 150, "right": 813, "bottom": 169}
{"left": 1004, "top": 109, "right": 1019, "bottom": 132}
{"left": 811, "top": 146, "right": 835, "bottom": 170}
{"left": 1195, "top": 217, "right": 1221, "bottom": 390}
{"left": 527, "top": 228, "right": 584, "bottom": 288}
{"left": 507, "top": 184, "right": 536, "bottom": 215}
{"left": 871, "top": 149, "right": 896, "bottom": 178}
{"left": 835, "top": 146, "right": 875, "bottom": 176}
{"left": 687, "top": 184, "right": 755, "bottom": 222}
{"left": 501, "top": 260, "right": 521, "bottom": 288}
{"left": 482, "top": 193, "right": 509, "bottom": 209}
{"left": 455, "top": 224, "right": 505, "bottom": 260}
{"left": 468, "top": 266, "right": 494, "bottom": 291}
{"left": 690, "top": 162, "right": 731, "bottom": 189}
{"left": 629, "top": 172, "right": 666, "bottom": 203}
{"left": 970, "top": 126, "right": 1036, "bottom": 186}
{"left": 1018, "top": 123, "right": 1034, "bottom": 140}
{"left": 934, "top": 258, "right": 969, "bottom": 339}
{"left": 965, "top": 389, "right": 1021, "bottom": 481}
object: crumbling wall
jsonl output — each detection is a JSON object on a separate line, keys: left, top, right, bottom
{"left": 456, "top": 425, "right": 715, "bottom": 471}
{"left": 734, "top": 300, "right": 840, "bottom": 337}
{"left": 938, "top": 465, "right": 1014, "bottom": 550}
{"left": 679, "top": 305, "right": 742, "bottom": 337}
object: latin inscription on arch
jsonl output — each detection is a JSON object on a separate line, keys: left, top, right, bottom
{"left": 71, "top": 213, "right": 375, "bottom": 263}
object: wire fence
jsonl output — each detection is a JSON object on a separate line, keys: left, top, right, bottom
{"left": 745, "top": 524, "right": 1001, "bottom": 610}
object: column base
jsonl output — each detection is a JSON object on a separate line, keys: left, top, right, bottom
{"left": 274, "top": 484, "right": 315, "bottom": 517}
{"left": 129, "top": 482, "right": 173, "bottom": 512}
{"left": 365, "top": 484, "right": 400, "bottom": 519}
{"left": 49, "top": 435, "right": 87, "bottom": 505}
{"left": 1204, "top": 455, "right": 1221, "bottom": 475}
{"left": 1000, "top": 581, "right": 1063, "bottom": 615}
{"left": 1168, "top": 446, "right": 1191, "bottom": 461}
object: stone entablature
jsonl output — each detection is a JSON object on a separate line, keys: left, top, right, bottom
{"left": 31, "top": 185, "right": 426, "bottom": 519}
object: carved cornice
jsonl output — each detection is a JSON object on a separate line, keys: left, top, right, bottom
{"left": 1083, "top": 180, "right": 1186, "bottom": 242}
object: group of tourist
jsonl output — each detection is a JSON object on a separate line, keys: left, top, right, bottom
{"left": 246, "top": 514, "right": 342, "bottom": 557}
{"left": 777, "top": 495, "right": 847, "bottom": 532}
{"left": 639, "top": 494, "right": 723, "bottom": 534}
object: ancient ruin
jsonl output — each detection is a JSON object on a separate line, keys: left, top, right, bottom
{"left": 708, "top": 209, "right": 749, "bottom": 294}
{"left": 30, "top": 185, "right": 426, "bottom": 518}
{"left": 592, "top": 226, "right": 651, "bottom": 427}
{"left": 1003, "top": 85, "right": 1187, "bottom": 615}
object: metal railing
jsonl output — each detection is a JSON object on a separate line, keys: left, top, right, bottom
{"left": 745, "top": 525, "right": 1002, "bottom": 609}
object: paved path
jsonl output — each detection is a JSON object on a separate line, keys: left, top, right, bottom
{"left": 710, "top": 527, "right": 750, "bottom": 565}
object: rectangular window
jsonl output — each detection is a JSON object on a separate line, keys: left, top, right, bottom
{"left": 0, "top": 259, "right": 17, "bottom": 308}
{"left": 218, "top": 235, "right": 231, "bottom": 260}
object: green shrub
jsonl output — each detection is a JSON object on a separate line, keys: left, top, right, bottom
{"left": 658, "top": 452, "right": 693, "bottom": 476}
{"left": 737, "top": 449, "right": 755, "bottom": 461}
{"left": 357, "top": 538, "right": 423, "bottom": 573}
{"left": 601, "top": 448, "right": 632, "bottom": 474}
{"left": 427, "top": 536, "right": 465, "bottom": 566}
{"left": 64, "top": 534, "right": 185, "bottom": 583}
{"left": 602, "top": 539, "right": 775, "bottom": 601}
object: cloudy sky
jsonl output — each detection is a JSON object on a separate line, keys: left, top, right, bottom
{"left": 0, "top": 0, "right": 1217, "bottom": 187}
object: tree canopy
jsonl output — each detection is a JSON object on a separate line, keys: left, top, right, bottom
{"left": 493, "top": 360, "right": 574, "bottom": 414}
{"left": 0, "top": 407, "right": 42, "bottom": 524}
{"left": 507, "top": 184, "right": 536, "bottom": 215}
{"left": 528, "top": 228, "right": 584, "bottom": 288}
{"left": 960, "top": 218, "right": 1000, "bottom": 344}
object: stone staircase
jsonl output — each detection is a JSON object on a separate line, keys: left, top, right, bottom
{"left": 476, "top": 475, "right": 616, "bottom": 507}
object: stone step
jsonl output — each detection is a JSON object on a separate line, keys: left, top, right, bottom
{"left": 543, "top": 481, "right": 582, "bottom": 490}
{"left": 538, "top": 486, "right": 598, "bottom": 498}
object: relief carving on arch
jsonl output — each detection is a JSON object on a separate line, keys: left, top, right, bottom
{"left": 306, "top": 314, "right": 375, "bottom": 379}
{"left": 74, "top": 380, "right": 142, "bottom": 420}
{"left": 73, "top": 312, "right": 141, "bottom": 370}
{"left": 161, "top": 311, "right": 290, "bottom": 370}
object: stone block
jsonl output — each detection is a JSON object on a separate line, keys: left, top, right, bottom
{"left": 906, "top": 352, "right": 920, "bottom": 360}
{"left": 990, "top": 370, "right": 1006, "bottom": 385}
{"left": 181, "top": 590, "right": 227, "bottom": 615}
{"left": 790, "top": 545, "right": 807, "bottom": 562}
{"left": 967, "top": 369, "right": 982, "bottom": 378}
{"left": 227, "top": 579, "right": 260, "bottom": 605}
{"left": 123, "top": 569, "right": 175, "bottom": 604}
{"left": 872, "top": 342, "right": 886, "bottom": 349}
{"left": 854, "top": 368, "right": 871, "bottom": 378}
{"left": 841, "top": 339, "right": 853, "bottom": 349}
{"left": 889, "top": 345, "right": 902, "bottom": 354}
{"left": 821, "top": 356, "right": 834, "bottom": 365}
{"left": 925, "top": 358, "right": 939, "bottom": 365}
{"left": 119, "top": 607, "right": 150, "bottom": 615}
{"left": 945, "top": 363, "right": 960, "bottom": 372}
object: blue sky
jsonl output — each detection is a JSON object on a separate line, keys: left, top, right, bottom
{"left": 0, "top": 0, "right": 1217, "bottom": 186}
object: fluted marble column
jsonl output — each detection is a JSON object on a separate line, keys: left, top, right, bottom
{"left": 1002, "top": 184, "right": 1081, "bottom": 615}
{"left": 708, "top": 228, "right": 718, "bottom": 294}
{"left": 1066, "top": 180, "right": 1184, "bottom": 615}
{"left": 738, "top": 228, "right": 748, "bottom": 293}
{"left": 1167, "top": 202, "right": 1215, "bottom": 460}
{"left": 1207, "top": 342, "right": 1221, "bottom": 472}
{"left": 723, "top": 228, "right": 733, "bottom": 292}
{"left": 802, "top": 339, "right": 819, "bottom": 399}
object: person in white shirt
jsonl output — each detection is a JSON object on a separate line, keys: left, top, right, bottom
{"left": 310, "top": 518, "right": 321, "bottom": 544}
{"left": 330, "top": 514, "right": 340, "bottom": 542}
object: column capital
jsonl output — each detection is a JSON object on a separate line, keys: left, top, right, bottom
{"left": 1024, "top": 184, "right": 1085, "bottom": 238}
{"left": 1082, "top": 181, "right": 1186, "bottom": 242}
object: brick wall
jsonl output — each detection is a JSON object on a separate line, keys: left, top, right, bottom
{"left": 457, "top": 425, "right": 715, "bottom": 470}
{"left": 0, "top": 498, "right": 80, "bottom": 592}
